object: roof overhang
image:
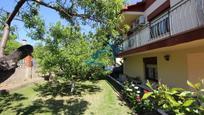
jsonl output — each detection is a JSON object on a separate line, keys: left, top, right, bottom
{"left": 121, "top": 11, "right": 144, "bottom": 26}
{"left": 119, "top": 1, "right": 145, "bottom": 29}
{"left": 122, "top": 1, "right": 145, "bottom": 12}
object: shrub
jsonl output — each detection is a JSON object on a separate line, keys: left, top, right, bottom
{"left": 123, "top": 80, "right": 204, "bottom": 114}
{"left": 123, "top": 81, "right": 154, "bottom": 113}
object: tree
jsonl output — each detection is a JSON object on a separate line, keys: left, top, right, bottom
{"left": 0, "top": 44, "right": 33, "bottom": 83}
{"left": 0, "top": 0, "right": 124, "bottom": 81}
{"left": 0, "top": 0, "right": 124, "bottom": 57}
{"left": 0, "top": 23, "right": 21, "bottom": 55}
{"left": 34, "top": 22, "right": 112, "bottom": 80}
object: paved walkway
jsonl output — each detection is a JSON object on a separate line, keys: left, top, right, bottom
{"left": 0, "top": 66, "right": 43, "bottom": 91}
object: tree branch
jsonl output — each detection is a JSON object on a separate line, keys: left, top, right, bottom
{"left": 31, "top": 0, "right": 103, "bottom": 23}
{"left": 0, "top": 45, "right": 33, "bottom": 83}
{"left": 6, "top": 0, "right": 27, "bottom": 26}
{"left": 32, "top": 0, "right": 72, "bottom": 17}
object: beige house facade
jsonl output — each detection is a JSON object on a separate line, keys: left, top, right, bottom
{"left": 119, "top": 0, "right": 204, "bottom": 88}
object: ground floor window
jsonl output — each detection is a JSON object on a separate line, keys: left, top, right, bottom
{"left": 143, "top": 57, "right": 158, "bottom": 82}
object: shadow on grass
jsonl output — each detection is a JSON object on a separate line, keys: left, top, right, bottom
{"left": 15, "top": 98, "right": 89, "bottom": 115}
{"left": 0, "top": 93, "right": 27, "bottom": 113}
{"left": 34, "top": 80, "right": 101, "bottom": 97}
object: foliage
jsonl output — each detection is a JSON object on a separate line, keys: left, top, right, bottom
{"left": 4, "top": 30, "right": 21, "bottom": 55}
{"left": 123, "top": 81, "right": 154, "bottom": 113}
{"left": 34, "top": 22, "right": 113, "bottom": 80}
{"left": 0, "top": 24, "right": 20, "bottom": 55}
{"left": 123, "top": 80, "right": 204, "bottom": 114}
{"left": 1, "top": 0, "right": 125, "bottom": 40}
{"left": 0, "top": 0, "right": 127, "bottom": 60}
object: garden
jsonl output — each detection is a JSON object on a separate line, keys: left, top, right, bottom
{"left": 122, "top": 79, "right": 204, "bottom": 115}
{"left": 1, "top": 0, "right": 204, "bottom": 115}
{"left": 0, "top": 80, "right": 132, "bottom": 115}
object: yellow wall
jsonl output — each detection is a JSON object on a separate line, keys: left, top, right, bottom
{"left": 123, "top": 45, "right": 204, "bottom": 88}
{"left": 158, "top": 51, "right": 187, "bottom": 88}
{"left": 187, "top": 47, "right": 204, "bottom": 85}
{"left": 187, "top": 53, "right": 204, "bottom": 84}
{"left": 124, "top": 55, "right": 145, "bottom": 80}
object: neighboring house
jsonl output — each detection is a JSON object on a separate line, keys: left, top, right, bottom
{"left": 118, "top": 0, "right": 204, "bottom": 88}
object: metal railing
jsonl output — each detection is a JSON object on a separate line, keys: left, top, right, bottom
{"left": 122, "top": 0, "right": 204, "bottom": 52}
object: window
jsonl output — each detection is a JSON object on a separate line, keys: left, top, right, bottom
{"left": 143, "top": 57, "right": 158, "bottom": 82}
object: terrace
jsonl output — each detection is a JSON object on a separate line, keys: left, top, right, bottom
{"left": 121, "top": 0, "right": 204, "bottom": 53}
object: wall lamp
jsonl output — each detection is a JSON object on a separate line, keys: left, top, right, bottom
{"left": 164, "top": 54, "right": 170, "bottom": 61}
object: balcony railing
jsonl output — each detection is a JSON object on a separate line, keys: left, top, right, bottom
{"left": 122, "top": 0, "right": 204, "bottom": 52}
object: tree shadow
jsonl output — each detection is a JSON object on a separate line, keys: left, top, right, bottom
{"left": 15, "top": 98, "right": 89, "bottom": 115}
{"left": 0, "top": 93, "right": 27, "bottom": 113}
{"left": 74, "top": 83, "right": 102, "bottom": 96}
{"left": 34, "top": 81, "right": 101, "bottom": 97}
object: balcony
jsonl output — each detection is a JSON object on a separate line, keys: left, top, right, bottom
{"left": 122, "top": 0, "right": 204, "bottom": 52}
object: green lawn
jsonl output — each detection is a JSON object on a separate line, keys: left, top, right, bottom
{"left": 0, "top": 80, "right": 132, "bottom": 115}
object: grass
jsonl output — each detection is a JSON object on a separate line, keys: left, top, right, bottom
{"left": 0, "top": 80, "right": 132, "bottom": 115}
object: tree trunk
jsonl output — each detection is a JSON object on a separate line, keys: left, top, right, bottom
{"left": 0, "top": 24, "right": 10, "bottom": 57}
{"left": 0, "top": 0, "right": 26, "bottom": 57}
{"left": 0, "top": 45, "right": 33, "bottom": 83}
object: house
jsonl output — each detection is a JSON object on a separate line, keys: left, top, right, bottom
{"left": 118, "top": 0, "right": 204, "bottom": 88}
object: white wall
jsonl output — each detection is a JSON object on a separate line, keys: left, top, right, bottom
{"left": 144, "top": 0, "right": 167, "bottom": 18}
{"left": 170, "top": 0, "right": 183, "bottom": 6}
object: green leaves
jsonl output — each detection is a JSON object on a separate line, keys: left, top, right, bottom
{"left": 183, "top": 99, "right": 195, "bottom": 107}
{"left": 35, "top": 21, "right": 113, "bottom": 80}
{"left": 142, "top": 92, "right": 153, "bottom": 100}
{"left": 134, "top": 81, "right": 204, "bottom": 114}
{"left": 146, "top": 80, "right": 154, "bottom": 90}
{"left": 165, "top": 94, "right": 180, "bottom": 107}
{"left": 187, "top": 80, "right": 203, "bottom": 91}
{"left": 4, "top": 39, "right": 21, "bottom": 55}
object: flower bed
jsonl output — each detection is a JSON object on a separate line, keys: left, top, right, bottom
{"left": 123, "top": 80, "right": 204, "bottom": 115}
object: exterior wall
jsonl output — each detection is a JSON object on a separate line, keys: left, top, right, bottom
{"left": 144, "top": 0, "right": 167, "bottom": 18}
{"left": 124, "top": 55, "right": 144, "bottom": 80}
{"left": 170, "top": 0, "right": 182, "bottom": 6}
{"left": 187, "top": 47, "right": 204, "bottom": 84}
{"left": 145, "top": 0, "right": 187, "bottom": 19}
{"left": 158, "top": 51, "right": 187, "bottom": 88}
{"left": 121, "top": 0, "right": 204, "bottom": 54}
{"left": 124, "top": 45, "right": 204, "bottom": 88}
{"left": 122, "top": 0, "right": 204, "bottom": 89}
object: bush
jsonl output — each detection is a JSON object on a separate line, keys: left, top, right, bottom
{"left": 123, "top": 80, "right": 204, "bottom": 114}
{"left": 123, "top": 81, "right": 154, "bottom": 114}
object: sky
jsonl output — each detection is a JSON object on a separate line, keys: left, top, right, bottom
{"left": 0, "top": 0, "right": 141, "bottom": 46}
{"left": 0, "top": 0, "right": 68, "bottom": 45}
